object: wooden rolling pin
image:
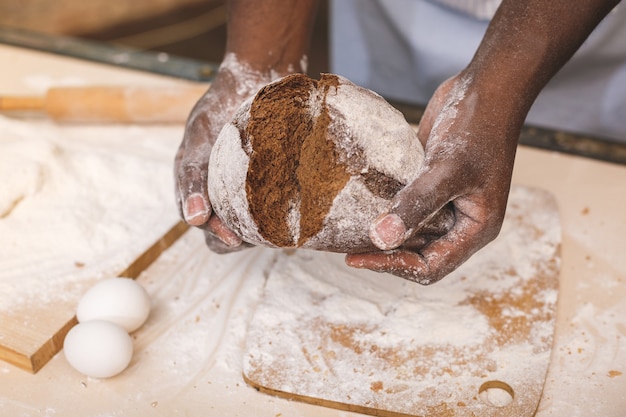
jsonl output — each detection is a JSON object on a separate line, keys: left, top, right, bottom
{"left": 0, "top": 84, "right": 210, "bottom": 123}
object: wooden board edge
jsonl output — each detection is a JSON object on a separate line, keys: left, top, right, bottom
{"left": 0, "top": 312, "right": 79, "bottom": 374}
{"left": 2, "top": 220, "right": 190, "bottom": 374}
{"left": 0, "top": 345, "right": 36, "bottom": 373}
{"left": 30, "top": 316, "right": 79, "bottom": 373}
{"left": 242, "top": 372, "right": 424, "bottom": 417}
{"left": 118, "top": 220, "right": 190, "bottom": 279}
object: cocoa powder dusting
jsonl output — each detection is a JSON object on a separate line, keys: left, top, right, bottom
{"left": 296, "top": 74, "right": 350, "bottom": 245}
{"left": 244, "top": 73, "right": 350, "bottom": 247}
{"left": 462, "top": 251, "right": 560, "bottom": 348}
{"left": 361, "top": 169, "right": 404, "bottom": 200}
{"left": 327, "top": 321, "right": 494, "bottom": 380}
{"left": 245, "top": 74, "right": 315, "bottom": 246}
{"left": 370, "top": 381, "right": 384, "bottom": 392}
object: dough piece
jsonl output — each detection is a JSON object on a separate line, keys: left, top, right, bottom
{"left": 208, "top": 73, "right": 425, "bottom": 253}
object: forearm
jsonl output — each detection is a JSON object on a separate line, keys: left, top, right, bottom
{"left": 226, "top": 0, "right": 319, "bottom": 74}
{"left": 465, "top": 0, "right": 620, "bottom": 130}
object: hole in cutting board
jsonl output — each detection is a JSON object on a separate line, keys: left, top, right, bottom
{"left": 478, "top": 380, "right": 514, "bottom": 407}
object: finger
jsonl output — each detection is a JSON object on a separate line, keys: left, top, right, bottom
{"left": 416, "top": 97, "right": 437, "bottom": 146}
{"left": 369, "top": 164, "right": 460, "bottom": 251}
{"left": 348, "top": 209, "right": 496, "bottom": 285}
{"left": 178, "top": 160, "right": 210, "bottom": 226}
{"left": 206, "top": 215, "right": 243, "bottom": 247}
{"left": 417, "top": 203, "right": 455, "bottom": 235}
{"left": 200, "top": 215, "right": 254, "bottom": 254}
{"left": 175, "top": 116, "right": 213, "bottom": 226}
{"left": 346, "top": 249, "right": 433, "bottom": 283}
{"left": 203, "top": 230, "right": 253, "bottom": 254}
{"left": 400, "top": 203, "right": 455, "bottom": 250}
{"left": 416, "top": 77, "right": 456, "bottom": 146}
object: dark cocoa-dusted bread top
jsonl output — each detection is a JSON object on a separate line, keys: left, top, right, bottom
{"left": 244, "top": 73, "right": 352, "bottom": 247}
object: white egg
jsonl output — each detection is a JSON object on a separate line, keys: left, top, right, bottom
{"left": 77, "top": 277, "right": 151, "bottom": 332}
{"left": 63, "top": 321, "right": 133, "bottom": 378}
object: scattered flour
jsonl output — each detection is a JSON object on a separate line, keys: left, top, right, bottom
{"left": 244, "top": 185, "right": 562, "bottom": 416}
{"left": 0, "top": 115, "right": 182, "bottom": 308}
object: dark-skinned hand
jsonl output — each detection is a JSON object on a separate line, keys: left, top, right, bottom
{"left": 346, "top": 73, "right": 519, "bottom": 284}
{"left": 174, "top": 58, "right": 283, "bottom": 253}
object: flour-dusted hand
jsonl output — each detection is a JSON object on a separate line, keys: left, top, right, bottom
{"left": 346, "top": 0, "right": 619, "bottom": 283}
{"left": 174, "top": 57, "right": 271, "bottom": 253}
{"left": 174, "top": 0, "right": 319, "bottom": 253}
{"left": 346, "top": 74, "right": 518, "bottom": 284}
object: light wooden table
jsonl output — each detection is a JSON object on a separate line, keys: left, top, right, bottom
{"left": 0, "top": 44, "right": 625, "bottom": 417}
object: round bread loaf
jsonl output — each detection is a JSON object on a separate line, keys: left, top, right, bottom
{"left": 208, "top": 73, "right": 425, "bottom": 253}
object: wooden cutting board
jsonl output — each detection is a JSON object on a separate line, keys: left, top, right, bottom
{"left": 0, "top": 221, "right": 188, "bottom": 374}
{"left": 243, "top": 185, "right": 561, "bottom": 417}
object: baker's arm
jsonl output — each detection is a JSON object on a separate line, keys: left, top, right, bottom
{"left": 347, "top": 0, "right": 621, "bottom": 283}
{"left": 174, "top": 0, "right": 318, "bottom": 251}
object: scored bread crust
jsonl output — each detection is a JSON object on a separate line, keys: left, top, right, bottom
{"left": 208, "top": 73, "right": 425, "bottom": 253}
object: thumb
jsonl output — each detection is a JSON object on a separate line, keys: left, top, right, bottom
{"left": 369, "top": 166, "right": 455, "bottom": 250}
